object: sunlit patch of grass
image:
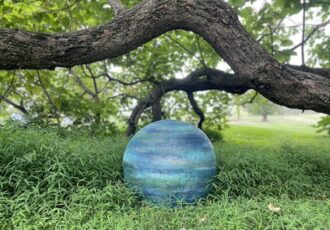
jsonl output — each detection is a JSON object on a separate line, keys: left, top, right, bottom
{"left": 0, "top": 123, "right": 329, "bottom": 229}
{"left": 224, "top": 122, "right": 329, "bottom": 148}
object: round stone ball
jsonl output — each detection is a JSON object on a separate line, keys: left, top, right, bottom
{"left": 123, "top": 120, "right": 217, "bottom": 207}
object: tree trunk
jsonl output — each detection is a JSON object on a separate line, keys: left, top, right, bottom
{"left": 187, "top": 92, "right": 205, "bottom": 129}
{"left": 261, "top": 113, "right": 268, "bottom": 122}
{"left": 236, "top": 105, "right": 241, "bottom": 121}
{"left": 0, "top": 0, "right": 329, "bottom": 114}
{"left": 151, "top": 99, "right": 162, "bottom": 122}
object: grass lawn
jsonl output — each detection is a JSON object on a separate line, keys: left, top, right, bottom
{"left": 0, "top": 119, "right": 329, "bottom": 229}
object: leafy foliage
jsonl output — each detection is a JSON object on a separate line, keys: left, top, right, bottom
{"left": 314, "top": 115, "right": 330, "bottom": 135}
{"left": 0, "top": 0, "right": 329, "bottom": 132}
{"left": 246, "top": 94, "right": 280, "bottom": 121}
{"left": 203, "top": 128, "right": 223, "bottom": 142}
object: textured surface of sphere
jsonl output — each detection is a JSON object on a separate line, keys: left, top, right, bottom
{"left": 123, "top": 120, "right": 217, "bottom": 206}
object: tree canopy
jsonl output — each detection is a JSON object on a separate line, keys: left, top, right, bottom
{"left": 0, "top": 0, "right": 329, "bottom": 134}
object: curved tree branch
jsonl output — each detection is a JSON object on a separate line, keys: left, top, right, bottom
{"left": 0, "top": 73, "right": 16, "bottom": 103}
{"left": 126, "top": 67, "right": 249, "bottom": 136}
{"left": 0, "top": 74, "right": 28, "bottom": 115}
{"left": 187, "top": 91, "right": 205, "bottom": 129}
{"left": 71, "top": 71, "right": 97, "bottom": 98}
{"left": 0, "top": 73, "right": 29, "bottom": 114}
{"left": 0, "top": 0, "right": 329, "bottom": 114}
{"left": 1, "top": 97, "right": 28, "bottom": 114}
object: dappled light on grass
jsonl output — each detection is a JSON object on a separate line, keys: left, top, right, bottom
{"left": 0, "top": 124, "right": 329, "bottom": 229}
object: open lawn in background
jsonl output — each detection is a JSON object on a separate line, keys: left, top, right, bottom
{"left": 0, "top": 116, "right": 329, "bottom": 229}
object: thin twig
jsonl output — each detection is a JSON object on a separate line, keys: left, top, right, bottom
{"left": 241, "top": 91, "right": 258, "bottom": 105}
{"left": 195, "top": 34, "right": 207, "bottom": 67}
{"left": 85, "top": 65, "right": 99, "bottom": 95}
{"left": 108, "top": 0, "right": 125, "bottom": 15}
{"left": 107, "top": 93, "right": 139, "bottom": 100}
{"left": 103, "top": 72, "right": 158, "bottom": 85}
{"left": 290, "top": 18, "right": 330, "bottom": 51}
{"left": 301, "top": 0, "right": 306, "bottom": 65}
{"left": 165, "top": 34, "right": 205, "bottom": 66}
{"left": 0, "top": 71, "right": 16, "bottom": 103}
{"left": 71, "top": 70, "right": 97, "bottom": 98}
{"left": 257, "top": 18, "right": 284, "bottom": 42}
{"left": 36, "top": 70, "right": 59, "bottom": 118}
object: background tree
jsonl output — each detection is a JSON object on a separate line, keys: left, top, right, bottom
{"left": 246, "top": 94, "right": 279, "bottom": 122}
{"left": 315, "top": 116, "right": 330, "bottom": 135}
{"left": 0, "top": 0, "right": 329, "bottom": 135}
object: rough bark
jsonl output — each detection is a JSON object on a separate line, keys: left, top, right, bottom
{"left": 0, "top": 0, "right": 329, "bottom": 114}
{"left": 286, "top": 65, "right": 330, "bottom": 80}
{"left": 126, "top": 68, "right": 248, "bottom": 136}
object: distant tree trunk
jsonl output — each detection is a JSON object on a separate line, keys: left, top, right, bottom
{"left": 95, "top": 112, "right": 101, "bottom": 124}
{"left": 236, "top": 105, "right": 241, "bottom": 121}
{"left": 261, "top": 113, "right": 268, "bottom": 122}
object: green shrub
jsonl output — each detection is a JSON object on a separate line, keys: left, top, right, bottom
{"left": 314, "top": 115, "right": 330, "bottom": 135}
{"left": 203, "top": 128, "right": 223, "bottom": 142}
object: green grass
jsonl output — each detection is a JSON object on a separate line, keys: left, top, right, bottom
{"left": 224, "top": 121, "right": 329, "bottom": 148}
{"left": 0, "top": 122, "right": 329, "bottom": 229}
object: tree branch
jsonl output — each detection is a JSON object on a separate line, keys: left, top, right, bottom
{"left": 0, "top": 74, "right": 28, "bottom": 115}
{"left": 165, "top": 34, "right": 205, "bottom": 66}
{"left": 71, "top": 70, "right": 97, "bottom": 98}
{"left": 195, "top": 34, "right": 207, "bottom": 67}
{"left": 0, "top": 0, "right": 329, "bottom": 113}
{"left": 0, "top": 73, "right": 15, "bottom": 103}
{"left": 126, "top": 67, "right": 249, "bottom": 136}
{"left": 290, "top": 18, "right": 330, "bottom": 52}
{"left": 301, "top": 0, "right": 306, "bottom": 65}
{"left": 285, "top": 65, "right": 330, "bottom": 80}
{"left": 107, "top": 93, "right": 139, "bottom": 100}
{"left": 36, "top": 70, "right": 59, "bottom": 118}
{"left": 85, "top": 65, "right": 100, "bottom": 99}
{"left": 257, "top": 18, "right": 284, "bottom": 43}
{"left": 187, "top": 91, "right": 205, "bottom": 129}
{"left": 151, "top": 98, "right": 162, "bottom": 122}
{"left": 1, "top": 97, "right": 28, "bottom": 114}
{"left": 241, "top": 91, "right": 258, "bottom": 105}
{"left": 103, "top": 72, "right": 158, "bottom": 85}
{"left": 108, "top": 0, "right": 125, "bottom": 16}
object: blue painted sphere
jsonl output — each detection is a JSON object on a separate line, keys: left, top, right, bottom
{"left": 123, "top": 120, "right": 217, "bottom": 206}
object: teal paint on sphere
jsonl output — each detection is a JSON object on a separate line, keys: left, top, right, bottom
{"left": 123, "top": 120, "right": 217, "bottom": 207}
